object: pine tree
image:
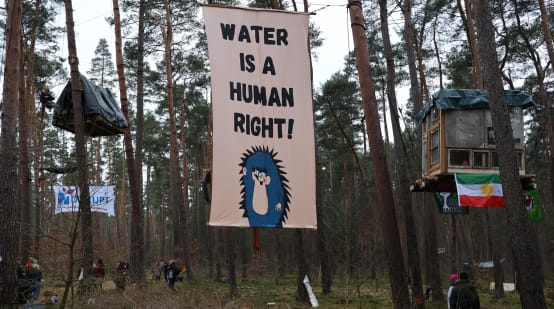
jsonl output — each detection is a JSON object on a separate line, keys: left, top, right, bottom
{"left": 87, "top": 38, "right": 116, "bottom": 89}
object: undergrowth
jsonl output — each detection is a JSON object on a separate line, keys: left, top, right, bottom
{"left": 35, "top": 275, "right": 553, "bottom": 308}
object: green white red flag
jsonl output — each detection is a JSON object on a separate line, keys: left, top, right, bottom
{"left": 455, "top": 173, "right": 505, "bottom": 208}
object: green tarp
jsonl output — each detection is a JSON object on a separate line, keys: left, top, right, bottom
{"left": 53, "top": 75, "right": 128, "bottom": 136}
{"left": 417, "top": 89, "right": 536, "bottom": 123}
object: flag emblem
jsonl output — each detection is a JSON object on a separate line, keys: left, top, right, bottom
{"left": 481, "top": 184, "right": 494, "bottom": 196}
{"left": 455, "top": 173, "right": 505, "bottom": 208}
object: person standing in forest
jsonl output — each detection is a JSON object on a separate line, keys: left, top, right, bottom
{"left": 113, "top": 261, "right": 128, "bottom": 293}
{"left": 447, "top": 273, "right": 460, "bottom": 309}
{"left": 16, "top": 260, "right": 31, "bottom": 304}
{"left": 29, "top": 262, "right": 43, "bottom": 303}
{"left": 451, "top": 272, "right": 480, "bottom": 309}
{"left": 93, "top": 259, "right": 106, "bottom": 291}
{"left": 166, "top": 260, "right": 179, "bottom": 291}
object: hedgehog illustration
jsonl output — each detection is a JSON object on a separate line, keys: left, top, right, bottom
{"left": 239, "top": 146, "right": 291, "bottom": 227}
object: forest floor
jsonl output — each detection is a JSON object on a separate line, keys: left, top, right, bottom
{"left": 32, "top": 275, "right": 554, "bottom": 308}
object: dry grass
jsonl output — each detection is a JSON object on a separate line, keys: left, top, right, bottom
{"left": 36, "top": 276, "right": 554, "bottom": 309}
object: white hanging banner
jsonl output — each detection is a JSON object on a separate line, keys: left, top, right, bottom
{"left": 53, "top": 185, "right": 115, "bottom": 216}
{"left": 202, "top": 5, "right": 316, "bottom": 229}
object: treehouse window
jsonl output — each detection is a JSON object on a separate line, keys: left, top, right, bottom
{"left": 432, "top": 107, "right": 439, "bottom": 122}
{"left": 431, "top": 130, "right": 440, "bottom": 164}
{"left": 474, "top": 151, "right": 489, "bottom": 168}
{"left": 491, "top": 151, "right": 523, "bottom": 169}
{"left": 449, "top": 150, "right": 470, "bottom": 167}
{"left": 491, "top": 152, "right": 499, "bottom": 167}
{"left": 487, "top": 127, "right": 495, "bottom": 145}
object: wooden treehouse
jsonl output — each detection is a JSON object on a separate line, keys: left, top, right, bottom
{"left": 411, "top": 89, "right": 536, "bottom": 192}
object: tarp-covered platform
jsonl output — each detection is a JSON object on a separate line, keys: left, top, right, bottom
{"left": 417, "top": 89, "right": 536, "bottom": 123}
{"left": 53, "top": 75, "right": 128, "bottom": 137}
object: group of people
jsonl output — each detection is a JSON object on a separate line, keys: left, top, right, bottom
{"left": 447, "top": 271, "right": 480, "bottom": 309}
{"left": 16, "top": 257, "right": 43, "bottom": 304}
{"left": 152, "top": 260, "right": 185, "bottom": 290}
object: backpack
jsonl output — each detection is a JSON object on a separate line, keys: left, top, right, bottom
{"left": 457, "top": 282, "right": 479, "bottom": 309}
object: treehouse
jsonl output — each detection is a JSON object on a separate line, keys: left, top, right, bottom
{"left": 53, "top": 75, "right": 128, "bottom": 137}
{"left": 412, "top": 89, "right": 536, "bottom": 192}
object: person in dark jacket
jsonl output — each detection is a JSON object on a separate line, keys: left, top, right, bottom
{"left": 166, "top": 260, "right": 179, "bottom": 291}
{"left": 16, "top": 261, "right": 32, "bottom": 304}
{"left": 29, "top": 263, "right": 43, "bottom": 302}
{"left": 451, "top": 272, "right": 480, "bottom": 309}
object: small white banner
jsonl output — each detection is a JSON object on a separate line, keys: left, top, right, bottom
{"left": 54, "top": 185, "right": 115, "bottom": 216}
{"left": 303, "top": 275, "right": 319, "bottom": 307}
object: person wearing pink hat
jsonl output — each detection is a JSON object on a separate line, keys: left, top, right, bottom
{"left": 447, "top": 273, "right": 460, "bottom": 309}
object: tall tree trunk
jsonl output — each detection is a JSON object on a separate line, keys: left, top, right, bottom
{"left": 112, "top": 0, "right": 145, "bottom": 287}
{"left": 136, "top": 0, "right": 146, "bottom": 249}
{"left": 449, "top": 215, "right": 458, "bottom": 273}
{"left": 0, "top": 0, "right": 22, "bottom": 305}
{"left": 225, "top": 228, "right": 238, "bottom": 297}
{"left": 431, "top": 17, "right": 444, "bottom": 89}
{"left": 423, "top": 193, "right": 445, "bottom": 303}
{"left": 216, "top": 229, "right": 224, "bottom": 281}
{"left": 414, "top": 31, "right": 429, "bottom": 101}
{"left": 457, "top": 0, "right": 483, "bottom": 88}
{"left": 95, "top": 139, "right": 102, "bottom": 183}
{"left": 461, "top": 0, "right": 507, "bottom": 296}
{"left": 474, "top": 1, "right": 546, "bottom": 307}
{"left": 64, "top": 0, "right": 95, "bottom": 294}
{"left": 19, "top": 33, "right": 32, "bottom": 262}
{"left": 34, "top": 104, "right": 47, "bottom": 257}
{"left": 458, "top": 216, "right": 474, "bottom": 268}
{"left": 159, "top": 190, "right": 166, "bottom": 261}
{"left": 135, "top": 0, "right": 147, "bottom": 260}
{"left": 538, "top": 0, "right": 554, "bottom": 274}
{"left": 116, "top": 161, "right": 128, "bottom": 248}
{"left": 533, "top": 0, "right": 554, "bottom": 219}
{"left": 379, "top": 0, "right": 424, "bottom": 306}
{"left": 159, "top": 0, "right": 192, "bottom": 276}
{"left": 178, "top": 85, "right": 192, "bottom": 276}
{"left": 295, "top": 230, "right": 309, "bottom": 302}
{"left": 488, "top": 208, "right": 505, "bottom": 298}
{"left": 401, "top": 0, "right": 421, "bottom": 110}
{"left": 348, "top": 1, "right": 410, "bottom": 307}
{"left": 315, "top": 165, "right": 331, "bottom": 293}
{"left": 402, "top": 1, "right": 444, "bottom": 305}
{"left": 145, "top": 164, "right": 151, "bottom": 256}
{"left": 538, "top": 0, "right": 554, "bottom": 209}
{"left": 343, "top": 152, "right": 352, "bottom": 283}
{"left": 206, "top": 88, "right": 215, "bottom": 280}
{"left": 24, "top": 0, "right": 42, "bottom": 261}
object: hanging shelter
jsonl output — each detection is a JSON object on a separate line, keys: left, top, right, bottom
{"left": 53, "top": 75, "right": 128, "bottom": 137}
{"left": 412, "top": 89, "right": 536, "bottom": 192}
